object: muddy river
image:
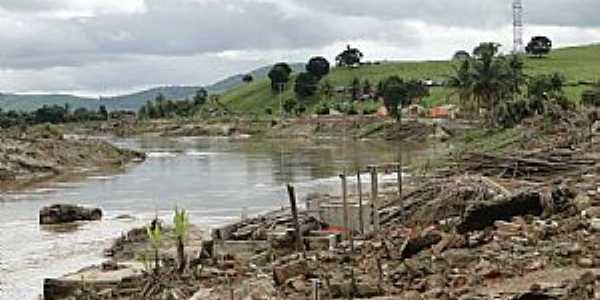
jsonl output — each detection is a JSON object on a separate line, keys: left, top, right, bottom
{"left": 0, "top": 136, "right": 434, "bottom": 299}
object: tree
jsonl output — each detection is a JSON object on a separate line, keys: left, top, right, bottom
{"left": 473, "top": 42, "right": 502, "bottom": 59}
{"left": 381, "top": 76, "right": 409, "bottom": 120}
{"left": 306, "top": 56, "right": 330, "bottom": 79}
{"left": 528, "top": 73, "right": 564, "bottom": 100}
{"left": 34, "top": 105, "right": 67, "bottom": 124}
{"left": 448, "top": 42, "right": 526, "bottom": 124}
{"left": 350, "top": 77, "right": 361, "bottom": 101}
{"left": 294, "top": 72, "right": 320, "bottom": 98}
{"left": 526, "top": 36, "right": 552, "bottom": 58}
{"left": 268, "top": 62, "right": 293, "bottom": 92}
{"left": 363, "top": 79, "right": 372, "bottom": 97}
{"left": 173, "top": 208, "right": 189, "bottom": 274}
{"left": 582, "top": 82, "right": 600, "bottom": 107}
{"left": 453, "top": 50, "right": 471, "bottom": 61}
{"left": 282, "top": 98, "right": 297, "bottom": 115}
{"left": 506, "top": 55, "right": 527, "bottom": 96}
{"left": 447, "top": 59, "right": 474, "bottom": 112}
{"left": 335, "top": 45, "right": 364, "bottom": 67}
{"left": 242, "top": 74, "right": 254, "bottom": 83}
{"left": 406, "top": 80, "right": 430, "bottom": 103}
{"left": 469, "top": 42, "right": 516, "bottom": 123}
{"left": 320, "top": 80, "right": 333, "bottom": 100}
{"left": 193, "top": 88, "right": 208, "bottom": 106}
{"left": 98, "top": 105, "right": 109, "bottom": 121}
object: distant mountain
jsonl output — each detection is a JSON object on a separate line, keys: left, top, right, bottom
{"left": 0, "top": 93, "right": 97, "bottom": 112}
{"left": 0, "top": 62, "right": 305, "bottom": 112}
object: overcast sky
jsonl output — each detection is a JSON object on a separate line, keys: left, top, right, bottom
{"left": 0, "top": 0, "right": 599, "bottom": 97}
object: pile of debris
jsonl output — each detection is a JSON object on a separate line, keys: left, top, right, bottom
{"left": 462, "top": 148, "right": 599, "bottom": 181}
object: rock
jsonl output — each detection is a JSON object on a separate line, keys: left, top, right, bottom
{"left": 273, "top": 260, "right": 308, "bottom": 285}
{"left": 39, "top": 204, "right": 102, "bottom": 225}
{"left": 494, "top": 220, "right": 523, "bottom": 238}
{"left": 574, "top": 194, "right": 592, "bottom": 211}
{"left": 101, "top": 260, "right": 119, "bottom": 271}
{"left": 584, "top": 206, "right": 600, "bottom": 218}
{"left": 512, "top": 292, "right": 558, "bottom": 300}
{"left": 400, "top": 230, "right": 442, "bottom": 259}
{"left": 400, "top": 290, "right": 423, "bottom": 300}
{"left": 590, "top": 218, "right": 600, "bottom": 232}
{"left": 576, "top": 257, "right": 595, "bottom": 268}
{"left": 114, "top": 214, "right": 136, "bottom": 220}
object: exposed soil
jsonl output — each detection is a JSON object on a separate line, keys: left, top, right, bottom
{"left": 0, "top": 124, "right": 145, "bottom": 191}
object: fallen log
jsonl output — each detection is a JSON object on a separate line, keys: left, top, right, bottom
{"left": 457, "top": 187, "right": 573, "bottom": 233}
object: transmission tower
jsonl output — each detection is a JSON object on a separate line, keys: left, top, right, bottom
{"left": 513, "top": 0, "right": 524, "bottom": 53}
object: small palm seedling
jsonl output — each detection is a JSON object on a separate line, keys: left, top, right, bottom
{"left": 146, "top": 219, "right": 162, "bottom": 274}
{"left": 173, "top": 208, "right": 189, "bottom": 274}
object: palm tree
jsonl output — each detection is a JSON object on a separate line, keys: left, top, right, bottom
{"left": 447, "top": 59, "right": 475, "bottom": 114}
{"left": 146, "top": 220, "right": 162, "bottom": 274}
{"left": 173, "top": 208, "right": 189, "bottom": 274}
{"left": 449, "top": 42, "right": 527, "bottom": 124}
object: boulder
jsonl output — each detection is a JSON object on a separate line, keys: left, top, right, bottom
{"left": 39, "top": 204, "right": 102, "bottom": 225}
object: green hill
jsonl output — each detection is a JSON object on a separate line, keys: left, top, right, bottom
{"left": 220, "top": 44, "right": 600, "bottom": 115}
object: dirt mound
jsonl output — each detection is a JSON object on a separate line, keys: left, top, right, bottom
{"left": 0, "top": 127, "right": 144, "bottom": 189}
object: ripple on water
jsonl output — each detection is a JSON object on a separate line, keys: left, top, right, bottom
{"left": 146, "top": 151, "right": 178, "bottom": 158}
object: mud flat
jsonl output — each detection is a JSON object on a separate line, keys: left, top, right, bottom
{"left": 0, "top": 125, "right": 145, "bottom": 191}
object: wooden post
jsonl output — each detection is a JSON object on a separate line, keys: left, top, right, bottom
{"left": 287, "top": 184, "right": 303, "bottom": 253}
{"left": 340, "top": 173, "right": 350, "bottom": 241}
{"left": 376, "top": 256, "right": 383, "bottom": 295}
{"left": 350, "top": 268, "right": 356, "bottom": 300}
{"left": 311, "top": 279, "right": 320, "bottom": 300}
{"left": 357, "top": 171, "right": 364, "bottom": 235}
{"left": 369, "top": 166, "right": 380, "bottom": 232}
{"left": 397, "top": 161, "right": 403, "bottom": 220}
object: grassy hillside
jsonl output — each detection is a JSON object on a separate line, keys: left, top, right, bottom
{"left": 220, "top": 44, "right": 600, "bottom": 115}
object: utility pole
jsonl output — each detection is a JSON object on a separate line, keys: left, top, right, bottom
{"left": 513, "top": 0, "right": 524, "bottom": 54}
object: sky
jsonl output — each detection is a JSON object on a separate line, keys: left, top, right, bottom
{"left": 0, "top": 0, "right": 599, "bottom": 97}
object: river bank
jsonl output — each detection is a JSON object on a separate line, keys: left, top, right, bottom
{"left": 1, "top": 134, "right": 424, "bottom": 299}
{"left": 0, "top": 125, "right": 145, "bottom": 192}
{"left": 40, "top": 107, "right": 600, "bottom": 299}
{"left": 60, "top": 115, "right": 465, "bottom": 142}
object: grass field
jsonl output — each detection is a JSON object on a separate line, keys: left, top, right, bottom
{"left": 220, "top": 44, "right": 600, "bottom": 115}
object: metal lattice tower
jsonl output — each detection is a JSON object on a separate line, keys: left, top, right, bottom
{"left": 513, "top": 0, "right": 524, "bottom": 53}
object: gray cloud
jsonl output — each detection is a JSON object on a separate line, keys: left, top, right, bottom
{"left": 0, "top": 0, "right": 418, "bottom": 70}
{"left": 0, "top": 0, "right": 598, "bottom": 95}
{"left": 294, "top": 0, "right": 600, "bottom": 28}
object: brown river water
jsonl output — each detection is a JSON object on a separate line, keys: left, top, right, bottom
{"left": 0, "top": 136, "right": 435, "bottom": 299}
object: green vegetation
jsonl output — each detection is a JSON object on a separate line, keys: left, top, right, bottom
{"left": 0, "top": 104, "right": 119, "bottom": 128}
{"left": 173, "top": 208, "right": 189, "bottom": 274}
{"left": 219, "top": 44, "right": 600, "bottom": 117}
{"left": 526, "top": 36, "right": 552, "bottom": 58}
{"left": 146, "top": 220, "right": 162, "bottom": 274}
{"left": 336, "top": 45, "right": 364, "bottom": 67}
{"left": 582, "top": 82, "right": 600, "bottom": 107}
{"left": 138, "top": 89, "right": 207, "bottom": 119}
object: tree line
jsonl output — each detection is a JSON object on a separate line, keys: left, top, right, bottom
{"left": 0, "top": 104, "right": 113, "bottom": 129}
{"left": 138, "top": 89, "right": 208, "bottom": 119}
